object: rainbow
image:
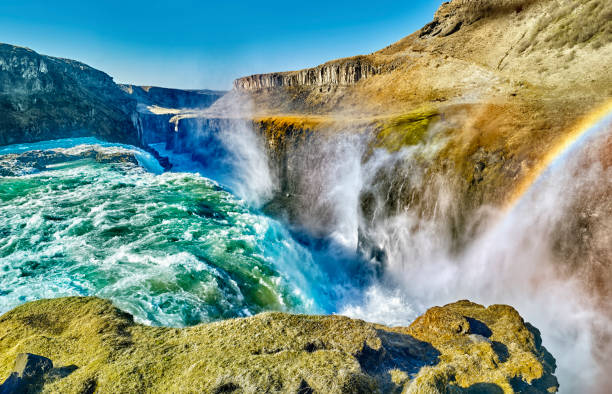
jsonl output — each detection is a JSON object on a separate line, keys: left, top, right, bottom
{"left": 505, "top": 99, "right": 612, "bottom": 209}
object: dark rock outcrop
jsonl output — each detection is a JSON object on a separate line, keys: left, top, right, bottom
{"left": 0, "top": 353, "right": 52, "bottom": 394}
{"left": 136, "top": 112, "right": 175, "bottom": 145}
{"left": 419, "top": 0, "right": 538, "bottom": 38}
{"left": 0, "top": 43, "right": 139, "bottom": 146}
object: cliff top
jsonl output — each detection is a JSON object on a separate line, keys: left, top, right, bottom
{"left": 233, "top": 0, "right": 611, "bottom": 116}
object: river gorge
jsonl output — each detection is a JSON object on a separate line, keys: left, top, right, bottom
{"left": 1, "top": 0, "right": 611, "bottom": 392}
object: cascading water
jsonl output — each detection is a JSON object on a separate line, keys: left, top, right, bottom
{"left": 340, "top": 108, "right": 612, "bottom": 393}
{"left": 1, "top": 95, "right": 610, "bottom": 392}
{"left": 0, "top": 138, "right": 344, "bottom": 327}
{"left": 151, "top": 117, "right": 275, "bottom": 208}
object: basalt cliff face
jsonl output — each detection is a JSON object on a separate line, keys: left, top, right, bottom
{"left": 234, "top": 56, "right": 382, "bottom": 91}
{"left": 0, "top": 297, "right": 558, "bottom": 393}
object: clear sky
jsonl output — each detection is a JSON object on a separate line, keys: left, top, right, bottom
{"left": 0, "top": 1, "right": 442, "bottom": 90}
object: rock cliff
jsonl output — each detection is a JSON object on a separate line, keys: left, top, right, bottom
{"left": 0, "top": 44, "right": 140, "bottom": 146}
{"left": 211, "top": 0, "right": 612, "bottom": 241}
{"left": 0, "top": 44, "right": 226, "bottom": 149}
{"left": 0, "top": 297, "right": 557, "bottom": 393}
{"left": 234, "top": 56, "right": 382, "bottom": 91}
{"left": 232, "top": 0, "right": 610, "bottom": 115}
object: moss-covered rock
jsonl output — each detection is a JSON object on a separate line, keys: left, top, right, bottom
{"left": 400, "top": 300, "right": 558, "bottom": 393}
{"left": 374, "top": 109, "right": 440, "bottom": 152}
{"left": 0, "top": 297, "right": 557, "bottom": 393}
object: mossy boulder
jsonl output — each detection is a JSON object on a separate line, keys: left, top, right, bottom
{"left": 0, "top": 297, "right": 557, "bottom": 393}
{"left": 400, "top": 300, "right": 558, "bottom": 393}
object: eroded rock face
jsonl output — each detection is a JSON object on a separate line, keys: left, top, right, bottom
{"left": 234, "top": 56, "right": 381, "bottom": 91}
{"left": 420, "top": 0, "right": 538, "bottom": 38}
{"left": 0, "top": 297, "right": 557, "bottom": 393}
{"left": 0, "top": 44, "right": 139, "bottom": 146}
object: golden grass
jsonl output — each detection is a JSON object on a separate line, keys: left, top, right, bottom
{"left": 519, "top": 0, "right": 612, "bottom": 53}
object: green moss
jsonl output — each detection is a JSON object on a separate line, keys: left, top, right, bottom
{"left": 375, "top": 108, "right": 440, "bottom": 152}
{"left": 0, "top": 297, "right": 558, "bottom": 393}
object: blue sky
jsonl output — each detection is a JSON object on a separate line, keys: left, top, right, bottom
{"left": 0, "top": 1, "right": 442, "bottom": 90}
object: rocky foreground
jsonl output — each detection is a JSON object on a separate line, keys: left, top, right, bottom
{"left": 0, "top": 297, "right": 557, "bottom": 393}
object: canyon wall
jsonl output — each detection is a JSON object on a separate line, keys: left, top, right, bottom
{"left": 234, "top": 56, "right": 382, "bottom": 91}
{"left": 120, "top": 84, "right": 225, "bottom": 110}
{"left": 0, "top": 44, "right": 225, "bottom": 149}
{"left": 0, "top": 44, "right": 140, "bottom": 146}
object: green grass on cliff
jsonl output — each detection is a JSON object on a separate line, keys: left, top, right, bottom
{"left": 374, "top": 108, "right": 440, "bottom": 152}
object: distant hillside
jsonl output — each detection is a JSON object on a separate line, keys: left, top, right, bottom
{"left": 119, "top": 84, "right": 225, "bottom": 111}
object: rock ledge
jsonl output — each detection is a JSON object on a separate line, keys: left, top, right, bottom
{"left": 0, "top": 297, "right": 557, "bottom": 393}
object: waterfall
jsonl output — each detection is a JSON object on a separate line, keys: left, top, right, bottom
{"left": 342, "top": 107, "right": 612, "bottom": 392}
{"left": 140, "top": 91, "right": 612, "bottom": 391}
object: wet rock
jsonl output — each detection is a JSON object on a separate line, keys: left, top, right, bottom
{"left": 94, "top": 151, "right": 138, "bottom": 165}
{"left": 0, "top": 146, "right": 142, "bottom": 176}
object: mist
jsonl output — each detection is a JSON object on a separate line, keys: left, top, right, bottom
{"left": 340, "top": 110, "right": 612, "bottom": 393}
{"left": 158, "top": 88, "right": 611, "bottom": 392}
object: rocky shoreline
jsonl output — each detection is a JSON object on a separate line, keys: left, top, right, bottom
{"left": 0, "top": 146, "right": 142, "bottom": 176}
{"left": 0, "top": 297, "right": 557, "bottom": 393}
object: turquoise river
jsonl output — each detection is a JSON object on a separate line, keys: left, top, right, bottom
{"left": 0, "top": 138, "right": 348, "bottom": 326}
